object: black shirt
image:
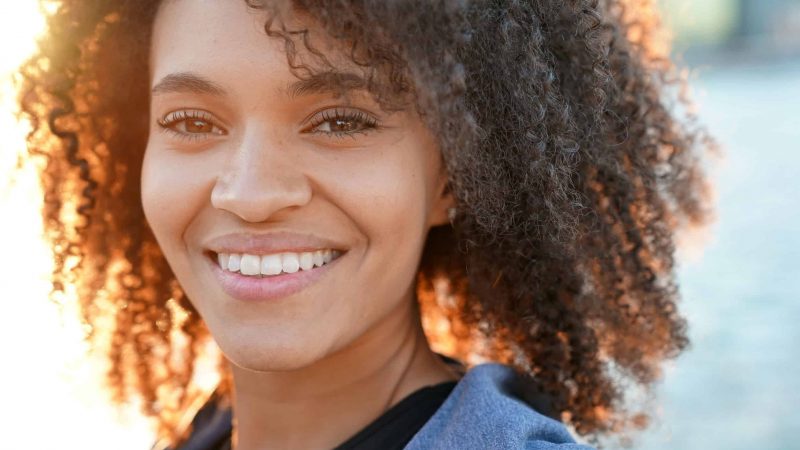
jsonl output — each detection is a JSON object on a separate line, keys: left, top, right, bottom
{"left": 168, "top": 355, "right": 465, "bottom": 450}
{"left": 332, "top": 380, "right": 457, "bottom": 450}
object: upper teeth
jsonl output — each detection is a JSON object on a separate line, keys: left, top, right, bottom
{"left": 217, "top": 249, "right": 339, "bottom": 276}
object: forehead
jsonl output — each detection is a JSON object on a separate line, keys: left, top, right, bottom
{"left": 149, "top": 0, "right": 363, "bottom": 99}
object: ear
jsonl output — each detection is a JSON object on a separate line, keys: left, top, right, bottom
{"left": 428, "top": 173, "right": 456, "bottom": 228}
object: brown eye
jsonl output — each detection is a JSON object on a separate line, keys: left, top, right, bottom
{"left": 157, "top": 109, "right": 227, "bottom": 140}
{"left": 185, "top": 118, "right": 214, "bottom": 133}
{"left": 306, "top": 107, "right": 379, "bottom": 138}
{"left": 324, "top": 118, "right": 360, "bottom": 133}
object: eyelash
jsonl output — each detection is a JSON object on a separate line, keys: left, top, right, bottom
{"left": 156, "top": 107, "right": 380, "bottom": 142}
{"left": 304, "top": 107, "right": 380, "bottom": 139}
{"left": 156, "top": 109, "right": 224, "bottom": 142}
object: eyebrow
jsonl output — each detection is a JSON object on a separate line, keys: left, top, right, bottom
{"left": 286, "top": 71, "right": 368, "bottom": 99}
{"left": 151, "top": 70, "right": 369, "bottom": 99}
{"left": 151, "top": 72, "right": 227, "bottom": 96}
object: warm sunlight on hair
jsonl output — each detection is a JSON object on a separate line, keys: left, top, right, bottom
{"left": 0, "top": 3, "right": 154, "bottom": 449}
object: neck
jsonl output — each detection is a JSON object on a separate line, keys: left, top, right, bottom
{"left": 228, "top": 294, "right": 460, "bottom": 450}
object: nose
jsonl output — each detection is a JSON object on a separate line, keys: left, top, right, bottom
{"left": 211, "top": 131, "right": 312, "bottom": 222}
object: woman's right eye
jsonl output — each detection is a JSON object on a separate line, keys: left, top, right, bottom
{"left": 157, "top": 109, "right": 227, "bottom": 140}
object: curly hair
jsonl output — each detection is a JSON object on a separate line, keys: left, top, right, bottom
{"left": 17, "top": 0, "right": 716, "bottom": 447}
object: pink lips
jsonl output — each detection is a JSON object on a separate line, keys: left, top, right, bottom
{"left": 206, "top": 231, "right": 345, "bottom": 255}
{"left": 203, "top": 231, "right": 347, "bottom": 302}
{"left": 206, "top": 251, "right": 341, "bottom": 302}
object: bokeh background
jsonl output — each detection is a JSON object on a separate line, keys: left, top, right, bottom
{"left": 0, "top": 1, "right": 798, "bottom": 449}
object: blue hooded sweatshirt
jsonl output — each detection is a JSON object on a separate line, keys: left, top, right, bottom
{"left": 166, "top": 362, "right": 596, "bottom": 449}
{"left": 404, "top": 362, "right": 595, "bottom": 449}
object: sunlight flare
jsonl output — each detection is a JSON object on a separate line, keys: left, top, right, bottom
{"left": 0, "top": 3, "right": 154, "bottom": 449}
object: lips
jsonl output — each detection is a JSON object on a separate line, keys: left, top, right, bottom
{"left": 205, "top": 230, "right": 347, "bottom": 255}
{"left": 205, "top": 247, "right": 342, "bottom": 302}
{"left": 203, "top": 230, "right": 347, "bottom": 302}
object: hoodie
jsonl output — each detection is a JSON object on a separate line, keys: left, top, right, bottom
{"left": 166, "top": 361, "right": 596, "bottom": 450}
{"left": 405, "top": 362, "right": 595, "bottom": 449}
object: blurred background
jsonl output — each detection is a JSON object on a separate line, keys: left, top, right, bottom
{"left": 0, "top": 1, "right": 798, "bottom": 449}
{"left": 629, "top": 1, "right": 800, "bottom": 448}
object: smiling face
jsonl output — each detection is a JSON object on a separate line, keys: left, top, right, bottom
{"left": 141, "top": 0, "right": 453, "bottom": 371}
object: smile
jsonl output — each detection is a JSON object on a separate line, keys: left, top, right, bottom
{"left": 205, "top": 249, "right": 344, "bottom": 302}
{"left": 215, "top": 249, "right": 342, "bottom": 277}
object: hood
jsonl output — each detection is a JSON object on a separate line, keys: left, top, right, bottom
{"left": 404, "top": 363, "right": 596, "bottom": 450}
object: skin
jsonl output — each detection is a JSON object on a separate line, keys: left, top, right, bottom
{"left": 140, "top": 1, "right": 460, "bottom": 448}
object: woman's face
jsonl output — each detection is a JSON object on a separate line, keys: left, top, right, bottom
{"left": 141, "top": 0, "right": 452, "bottom": 371}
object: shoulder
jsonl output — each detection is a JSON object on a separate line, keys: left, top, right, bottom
{"left": 405, "top": 363, "right": 596, "bottom": 450}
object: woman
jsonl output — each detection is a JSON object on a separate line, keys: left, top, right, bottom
{"left": 18, "top": 0, "right": 715, "bottom": 449}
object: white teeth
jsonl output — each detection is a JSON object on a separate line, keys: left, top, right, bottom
{"left": 228, "top": 254, "right": 241, "bottom": 272}
{"left": 281, "top": 253, "right": 300, "bottom": 274}
{"left": 299, "top": 252, "right": 314, "bottom": 271}
{"left": 312, "top": 250, "right": 324, "bottom": 268}
{"left": 240, "top": 254, "right": 261, "bottom": 275}
{"left": 260, "top": 254, "right": 282, "bottom": 276}
{"left": 216, "top": 249, "right": 341, "bottom": 276}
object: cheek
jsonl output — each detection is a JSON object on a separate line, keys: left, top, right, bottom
{"left": 140, "top": 145, "right": 209, "bottom": 255}
{"left": 328, "top": 145, "right": 431, "bottom": 277}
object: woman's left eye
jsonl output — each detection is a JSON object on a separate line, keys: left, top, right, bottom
{"left": 305, "top": 108, "right": 380, "bottom": 138}
{"left": 157, "top": 109, "right": 226, "bottom": 140}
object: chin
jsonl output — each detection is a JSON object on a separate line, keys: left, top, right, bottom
{"left": 218, "top": 333, "right": 330, "bottom": 373}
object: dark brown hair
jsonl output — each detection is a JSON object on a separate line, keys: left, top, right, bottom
{"left": 18, "top": 0, "right": 716, "bottom": 447}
